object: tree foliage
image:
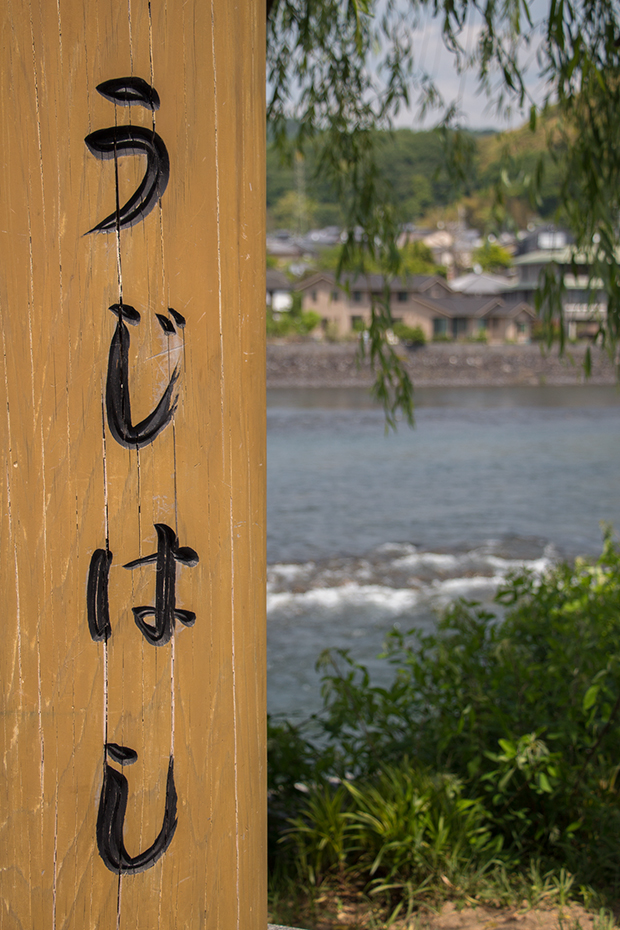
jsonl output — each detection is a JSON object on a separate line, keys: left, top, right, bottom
{"left": 472, "top": 240, "right": 513, "bottom": 272}
{"left": 266, "top": 127, "right": 554, "bottom": 232}
{"left": 266, "top": 0, "right": 620, "bottom": 421}
{"left": 266, "top": 0, "right": 418, "bottom": 425}
{"left": 534, "top": 7, "right": 620, "bottom": 362}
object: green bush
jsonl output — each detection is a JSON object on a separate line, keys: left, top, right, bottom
{"left": 266, "top": 308, "right": 295, "bottom": 337}
{"left": 297, "top": 310, "right": 321, "bottom": 334}
{"left": 345, "top": 764, "right": 501, "bottom": 881}
{"left": 283, "top": 762, "right": 501, "bottom": 893}
{"left": 471, "top": 240, "right": 513, "bottom": 272}
{"left": 393, "top": 322, "right": 426, "bottom": 346}
{"left": 465, "top": 328, "right": 488, "bottom": 343}
{"left": 270, "top": 531, "right": 620, "bottom": 899}
{"left": 266, "top": 307, "right": 320, "bottom": 338}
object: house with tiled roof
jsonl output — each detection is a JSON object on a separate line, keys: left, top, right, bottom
{"left": 296, "top": 272, "right": 535, "bottom": 343}
{"left": 509, "top": 226, "right": 608, "bottom": 339}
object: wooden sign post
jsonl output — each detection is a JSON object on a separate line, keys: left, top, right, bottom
{"left": 0, "top": 1, "right": 266, "bottom": 927}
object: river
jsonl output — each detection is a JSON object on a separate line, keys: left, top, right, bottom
{"left": 266, "top": 385, "right": 620, "bottom": 718}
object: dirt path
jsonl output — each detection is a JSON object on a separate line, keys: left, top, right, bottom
{"left": 417, "top": 901, "right": 611, "bottom": 929}
{"left": 270, "top": 899, "right": 616, "bottom": 930}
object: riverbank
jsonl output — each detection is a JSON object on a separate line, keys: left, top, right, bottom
{"left": 266, "top": 341, "right": 617, "bottom": 388}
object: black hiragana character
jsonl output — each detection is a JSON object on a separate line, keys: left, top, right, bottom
{"left": 106, "top": 303, "right": 179, "bottom": 449}
{"left": 84, "top": 77, "right": 169, "bottom": 233}
{"left": 96, "top": 76, "right": 161, "bottom": 110}
{"left": 97, "top": 744, "right": 177, "bottom": 874}
{"left": 87, "top": 548, "right": 113, "bottom": 642}
{"left": 124, "top": 523, "right": 199, "bottom": 646}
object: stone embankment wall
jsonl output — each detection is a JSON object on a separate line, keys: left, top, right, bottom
{"left": 267, "top": 341, "right": 617, "bottom": 388}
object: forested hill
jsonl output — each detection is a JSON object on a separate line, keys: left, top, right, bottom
{"left": 267, "top": 119, "right": 562, "bottom": 233}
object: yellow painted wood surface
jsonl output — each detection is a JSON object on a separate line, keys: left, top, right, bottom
{"left": 0, "top": 1, "right": 266, "bottom": 927}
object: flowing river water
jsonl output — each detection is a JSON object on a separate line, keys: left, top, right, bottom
{"left": 267, "top": 385, "right": 620, "bottom": 718}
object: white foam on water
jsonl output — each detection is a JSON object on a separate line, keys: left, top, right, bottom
{"left": 429, "top": 574, "right": 506, "bottom": 605}
{"left": 266, "top": 544, "right": 556, "bottom": 617}
{"left": 392, "top": 552, "right": 461, "bottom": 570}
{"left": 433, "top": 573, "right": 505, "bottom": 591}
{"left": 392, "top": 549, "right": 554, "bottom": 576}
{"left": 268, "top": 561, "right": 315, "bottom": 580}
{"left": 482, "top": 555, "right": 553, "bottom": 574}
{"left": 375, "top": 542, "right": 418, "bottom": 555}
{"left": 267, "top": 582, "right": 420, "bottom": 615}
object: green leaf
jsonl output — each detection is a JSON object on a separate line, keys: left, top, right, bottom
{"left": 537, "top": 772, "right": 552, "bottom": 793}
{"left": 583, "top": 684, "right": 600, "bottom": 711}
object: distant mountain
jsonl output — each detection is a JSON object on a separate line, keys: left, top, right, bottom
{"left": 266, "top": 114, "right": 562, "bottom": 234}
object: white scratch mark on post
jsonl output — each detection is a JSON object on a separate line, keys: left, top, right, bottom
{"left": 1, "top": 314, "right": 22, "bottom": 703}
{"left": 27, "top": 224, "right": 49, "bottom": 844}
{"left": 25, "top": 90, "right": 49, "bottom": 872}
{"left": 55, "top": 0, "right": 70, "bottom": 576}
{"left": 52, "top": 779, "right": 58, "bottom": 930}
{"left": 116, "top": 873, "right": 123, "bottom": 930}
{"left": 1, "top": 283, "right": 29, "bottom": 927}
{"left": 102, "top": 391, "right": 110, "bottom": 550}
{"left": 102, "top": 394, "right": 110, "bottom": 743}
{"left": 113, "top": 106, "right": 124, "bottom": 304}
{"left": 163, "top": 314, "right": 179, "bottom": 766}
{"left": 172, "top": 419, "right": 179, "bottom": 535}
{"left": 36, "top": 612, "right": 45, "bottom": 836}
{"left": 147, "top": 1, "right": 155, "bottom": 88}
{"left": 127, "top": 0, "right": 134, "bottom": 72}
{"left": 170, "top": 638, "right": 176, "bottom": 758}
{"left": 28, "top": 0, "right": 46, "bottom": 227}
{"left": 83, "top": 9, "right": 92, "bottom": 135}
{"left": 211, "top": 3, "right": 241, "bottom": 924}
{"left": 136, "top": 447, "right": 142, "bottom": 555}
{"left": 104, "top": 642, "right": 109, "bottom": 749}
{"left": 229, "top": 493, "right": 241, "bottom": 915}
{"left": 55, "top": 0, "right": 63, "bottom": 72}
{"left": 4, "top": 464, "right": 22, "bottom": 699}
{"left": 102, "top": 395, "right": 110, "bottom": 916}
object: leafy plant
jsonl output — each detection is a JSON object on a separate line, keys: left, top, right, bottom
{"left": 393, "top": 322, "right": 426, "bottom": 346}
{"left": 345, "top": 763, "right": 501, "bottom": 883}
{"left": 284, "top": 784, "right": 353, "bottom": 884}
{"left": 465, "top": 328, "right": 488, "bottom": 343}
{"left": 270, "top": 533, "right": 620, "bottom": 899}
{"left": 282, "top": 761, "right": 502, "bottom": 895}
{"left": 266, "top": 307, "right": 321, "bottom": 338}
{"left": 471, "top": 240, "right": 513, "bottom": 272}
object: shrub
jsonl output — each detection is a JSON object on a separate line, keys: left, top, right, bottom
{"left": 344, "top": 764, "right": 501, "bottom": 883}
{"left": 465, "top": 329, "right": 488, "bottom": 343}
{"left": 270, "top": 531, "right": 620, "bottom": 898}
{"left": 266, "top": 307, "right": 321, "bottom": 338}
{"left": 297, "top": 310, "right": 321, "bottom": 334}
{"left": 393, "top": 322, "right": 426, "bottom": 346}
{"left": 283, "top": 761, "right": 502, "bottom": 891}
